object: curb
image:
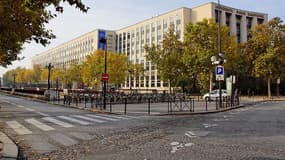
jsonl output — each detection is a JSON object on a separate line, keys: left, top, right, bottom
{"left": 155, "top": 100, "right": 267, "bottom": 116}
{"left": 155, "top": 105, "right": 244, "bottom": 116}
{"left": 0, "top": 132, "right": 18, "bottom": 160}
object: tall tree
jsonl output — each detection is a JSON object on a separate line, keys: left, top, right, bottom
{"left": 0, "top": 0, "right": 89, "bottom": 66}
{"left": 65, "top": 62, "right": 82, "bottom": 88}
{"left": 81, "top": 50, "right": 129, "bottom": 88}
{"left": 246, "top": 17, "right": 285, "bottom": 97}
{"left": 145, "top": 25, "right": 184, "bottom": 93}
{"left": 183, "top": 19, "right": 239, "bottom": 93}
{"left": 31, "top": 64, "right": 42, "bottom": 84}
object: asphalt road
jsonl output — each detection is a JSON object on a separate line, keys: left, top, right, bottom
{"left": 79, "top": 101, "right": 285, "bottom": 160}
{"left": 0, "top": 93, "right": 285, "bottom": 160}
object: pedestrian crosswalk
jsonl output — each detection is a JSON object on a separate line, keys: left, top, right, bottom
{"left": 25, "top": 118, "right": 55, "bottom": 131}
{"left": 5, "top": 114, "right": 137, "bottom": 135}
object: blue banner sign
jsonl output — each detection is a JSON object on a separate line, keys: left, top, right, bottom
{"left": 98, "top": 30, "right": 106, "bottom": 50}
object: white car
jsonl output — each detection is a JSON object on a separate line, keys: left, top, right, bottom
{"left": 203, "top": 89, "right": 228, "bottom": 101}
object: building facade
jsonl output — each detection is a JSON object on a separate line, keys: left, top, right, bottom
{"left": 32, "top": 29, "right": 116, "bottom": 69}
{"left": 32, "top": 2, "right": 268, "bottom": 92}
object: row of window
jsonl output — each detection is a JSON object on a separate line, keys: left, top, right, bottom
{"left": 215, "top": 9, "right": 264, "bottom": 42}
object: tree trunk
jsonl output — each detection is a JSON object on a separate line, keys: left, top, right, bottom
{"left": 267, "top": 76, "right": 271, "bottom": 98}
{"left": 209, "top": 72, "right": 213, "bottom": 92}
{"left": 169, "top": 79, "right": 172, "bottom": 94}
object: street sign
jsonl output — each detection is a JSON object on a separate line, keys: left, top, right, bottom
{"left": 216, "top": 65, "right": 224, "bottom": 81}
{"left": 102, "top": 73, "right": 109, "bottom": 81}
{"left": 216, "top": 65, "right": 224, "bottom": 75}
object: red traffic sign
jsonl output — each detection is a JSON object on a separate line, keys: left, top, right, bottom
{"left": 102, "top": 73, "right": 109, "bottom": 81}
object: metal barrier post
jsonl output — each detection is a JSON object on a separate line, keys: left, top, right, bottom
{"left": 68, "top": 95, "right": 71, "bottom": 105}
{"left": 206, "top": 99, "right": 208, "bottom": 111}
{"left": 216, "top": 97, "right": 218, "bottom": 110}
{"left": 124, "top": 97, "right": 127, "bottom": 115}
{"left": 90, "top": 96, "right": 93, "bottom": 108}
{"left": 110, "top": 97, "right": 112, "bottom": 112}
{"left": 167, "top": 96, "right": 170, "bottom": 113}
{"left": 192, "top": 99, "right": 194, "bottom": 112}
{"left": 148, "top": 98, "right": 151, "bottom": 115}
{"left": 84, "top": 96, "right": 87, "bottom": 108}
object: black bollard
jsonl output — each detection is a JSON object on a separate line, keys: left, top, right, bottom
{"left": 148, "top": 98, "right": 151, "bottom": 115}
{"left": 124, "top": 97, "right": 127, "bottom": 115}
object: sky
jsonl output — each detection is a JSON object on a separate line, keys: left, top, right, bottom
{"left": 0, "top": 0, "right": 284, "bottom": 76}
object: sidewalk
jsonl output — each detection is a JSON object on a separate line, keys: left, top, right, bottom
{"left": 0, "top": 132, "right": 18, "bottom": 160}
{"left": 47, "top": 96, "right": 275, "bottom": 116}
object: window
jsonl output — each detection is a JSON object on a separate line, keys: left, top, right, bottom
{"left": 257, "top": 18, "right": 264, "bottom": 24}
{"left": 236, "top": 15, "right": 242, "bottom": 43}
{"left": 226, "top": 12, "right": 231, "bottom": 27}
{"left": 215, "top": 9, "right": 222, "bottom": 23}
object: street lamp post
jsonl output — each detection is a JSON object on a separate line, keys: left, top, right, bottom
{"left": 99, "top": 37, "right": 107, "bottom": 110}
{"left": 46, "top": 63, "right": 53, "bottom": 90}
{"left": 217, "top": 0, "right": 222, "bottom": 108}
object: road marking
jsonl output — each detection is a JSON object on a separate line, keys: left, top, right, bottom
{"left": 184, "top": 143, "right": 194, "bottom": 147}
{"left": 25, "top": 108, "right": 35, "bottom": 111}
{"left": 16, "top": 105, "right": 25, "bottom": 108}
{"left": 170, "top": 142, "right": 183, "bottom": 153}
{"left": 71, "top": 115, "right": 106, "bottom": 123}
{"left": 86, "top": 114, "right": 118, "bottom": 121}
{"left": 42, "top": 117, "right": 73, "bottom": 128}
{"left": 203, "top": 123, "right": 218, "bottom": 128}
{"left": 6, "top": 121, "right": 32, "bottom": 135}
{"left": 25, "top": 118, "right": 55, "bottom": 131}
{"left": 185, "top": 131, "right": 197, "bottom": 138}
{"left": 37, "top": 112, "right": 50, "bottom": 117}
{"left": 57, "top": 116, "right": 91, "bottom": 125}
{"left": 1, "top": 100, "right": 10, "bottom": 103}
{"left": 170, "top": 141, "right": 195, "bottom": 153}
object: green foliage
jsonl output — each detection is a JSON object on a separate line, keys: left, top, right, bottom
{"left": 183, "top": 19, "right": 239, "bottom": 92}
{"left": 81, "top": 50, "right": 129, "bottom": 88}
{"left": 246, "top": 17, "right": 285, "bottom": 97}
{"left": 2, "top": 67, "right": 34, "bottom": 87}
{"left": 145, "top": 19, "right": 240, "bottom": 93}
{"left": 145, "top": 25, "right": 184, "bottom": 90}
{"left": 0, "top": 0, "right": 89, "bottom": 66}
{"left": 65, "top": 62, "right": 82, "bottom": 84}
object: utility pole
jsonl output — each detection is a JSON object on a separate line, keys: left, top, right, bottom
{"left": 218, "top": 0, "right": 222, "bottom": 109}
{"left": 99, "top": 37, "right": 108, "bottom": 110}
{"left": 46, "top": 63, "right": 53, "bottom": 90}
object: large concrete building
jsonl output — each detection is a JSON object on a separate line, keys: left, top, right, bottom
{"left": 32, "top": 2, "right": 268, "bottom": 92}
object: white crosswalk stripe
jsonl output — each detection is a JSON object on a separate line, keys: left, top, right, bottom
{"left": 25, "top": 118, "right": 55, "bottom": 131}
{"left": 37, "top": 112, "right": 51, "bottom": 117}
{"left": 25, "top": 108, "right": 35, "bottom": 111}
{"left": 6, "top": 121, "right": 32, "bottom": 135}
{"left": 5, "top": 113, "right": 139, "bottom": 136}
{"left": 57, "top": 116, "right": 91, "bottom": 125}
{"left": 71, "top": 115, "right": 106, "bottom": 123}
{"left": 86, "top": 114, "right": 119, "bottom": 121}
{"left": 42, "top": 117, "right": 73, "bottom": 128}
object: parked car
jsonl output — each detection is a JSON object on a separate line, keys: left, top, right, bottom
{"left": 203, "top": 89, "right": 228, "bottom": 101}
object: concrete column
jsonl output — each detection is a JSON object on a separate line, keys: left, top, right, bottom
{"left": 230, "top": 12, "right": 237, "bottom": 35}
{"left": 252, "top": 17, "right": 258, "bottom": 27}
{"left": 241, "top": 15, "right": 247, "bottom": 43}
{"left": 221, "top": 11, "right": 226, "bottom": 25}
